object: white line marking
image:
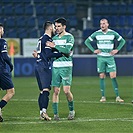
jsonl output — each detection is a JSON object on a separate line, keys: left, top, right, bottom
{"left": 11, "top": 99, "right": 132, "bottom": 105}
{"left": 1, "top": 117, "right": 133, "bottom": 125}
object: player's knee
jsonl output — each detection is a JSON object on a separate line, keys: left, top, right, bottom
{"left": 54, "top": 89, "right": 60, "bottom": 95}
{"left": 99, "top": 73, "right": 105, "bottom": 78}
{"left": 10, "top": 88, "right": 15, "bottom": 97}
{"left": 7, "top": 88, "right": 15, "bottom": 98}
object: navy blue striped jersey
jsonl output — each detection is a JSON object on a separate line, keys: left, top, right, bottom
{"left": 0, "top": 38, "right": 13, "bottom": 72}
{"left": 36, "top": 34, "right": 62, "bottom": 68}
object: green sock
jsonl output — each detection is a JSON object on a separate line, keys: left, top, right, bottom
{"left": 68, "top": 100, "right": 74, "bottom": 111}
{"left": 111, "top": 78, "right": 119, "bottom": 97}
{"left": 100, "top": 78, "right": 105, "bottom": 97}
{"left": 52, "top": 102, "right": 58, "bottom": 115}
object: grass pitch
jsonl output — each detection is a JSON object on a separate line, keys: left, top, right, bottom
{"left": 0, "top": 76, "right": 132, "bottom": 133}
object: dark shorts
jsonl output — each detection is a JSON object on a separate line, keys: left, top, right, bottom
{"left": 0, "top": 69, "right": 14, "bottom": 90}
{"left": 35, "top": 64, "right": 52, "bottom": 91}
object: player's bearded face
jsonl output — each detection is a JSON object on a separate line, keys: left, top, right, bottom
{"left": 0, "top": 27, "right": 4, "bottom": 38}
{"left": 51, "top": 24, "right": 56, "bottom": 37}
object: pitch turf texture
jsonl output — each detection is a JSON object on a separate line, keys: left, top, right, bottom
{"left": 0, "top": 76, "right": 132, "bottom": 133}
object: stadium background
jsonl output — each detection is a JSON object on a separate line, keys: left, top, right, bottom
{"left": 0, "top": 0, "right": 133, "bottom": 76}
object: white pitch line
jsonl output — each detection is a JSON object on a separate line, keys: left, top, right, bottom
{"left": 11, "top": 99, "right": 133, "bottom": 105}
{"left": 1, "top": 117, "right": 133, "bottom": 125}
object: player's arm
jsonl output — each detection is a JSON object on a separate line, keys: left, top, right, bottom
{"left": 85, "top": 33, "right": 101, "bottom": 54}
{"left": 45, "top": 46, "right": 62, "bottom": 59}
{"left": 116, "top": 38, "right": 125, "bottom": 51}
{"left": 46, "top": 36, "right": 74, "bottom": 54}
{"left": 1, "top": 41, "right": 13, "bottom": 72}
{"left": 1, "top": 52, "right": 13, "bottom": 72}
{"left": 110, "top": 33, "right": 126, "bottom": 55}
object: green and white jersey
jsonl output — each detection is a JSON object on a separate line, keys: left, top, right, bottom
{"left": 85, "top": 29, "right": 125, "bottom": 56}
{"left": 52, "top": 32, "right": 74, "bottom": 68}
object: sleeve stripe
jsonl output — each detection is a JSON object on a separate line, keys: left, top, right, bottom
{"left": 45, "top": 46, "right": 51, "bottom": 49}
{"left": 118, "top": 36, "right": 122, "bottom": 41}
{"left": 89, "top": 36, "right": 93, "bottom": 41}
{"left": 66, "top": 43, "right": 73, "bottom": 46}
{"left": 1, "top": 50, "right": 7, "bottom": 53}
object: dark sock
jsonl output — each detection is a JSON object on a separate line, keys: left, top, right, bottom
{"left": 38, "top": 93, "right": 43, "bottom": 110}
{"left": 42, "top": 91, "right": 49, "bottom": 109}
{"left": 0, "top": 100, "right": 7, "bottom": 109}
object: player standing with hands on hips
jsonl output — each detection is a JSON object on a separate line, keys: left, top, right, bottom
{"left": 85, "top": 19, "right": 125, "bottom": 102}
{"left": 0, "top": 23, "right": 15, "bottom": 122}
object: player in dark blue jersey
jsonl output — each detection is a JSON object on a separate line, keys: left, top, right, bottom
{"left": 0, "top": 23, "right": 15, "bottom": 122}
{"left": 33, "top": 21, "right": 63, "bottom": 121}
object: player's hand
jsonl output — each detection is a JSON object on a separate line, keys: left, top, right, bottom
{"left": 46, "top": 41, "right": 55, "bottom": 48}
{"left": 62, "top": 53, "right": 70, "bottom": 58}
{"left": 110, "top": 49, "right": 118, "bottom": 55}
{"left": 32, "top": 50, "right": 37, "bottom": 58}
{"left": 10, "top": 65, "right": 13, "bottom": 72}
{"left": 94, "top": 49, "right": 101, "bottom": 54}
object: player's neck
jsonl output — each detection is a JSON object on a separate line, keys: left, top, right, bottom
{"left": 58, "top": 31, "right": 66, "bottom": 37}
{"left": 45, "top": 31, "right": 52, "bottom": 37}
{"left": 102, "top": 28, "right": 108, "bottom": 33}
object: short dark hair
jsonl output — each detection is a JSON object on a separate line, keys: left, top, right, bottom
{"left": 0, "top": 23, "right": 3, "bottom": 27}
{"left": 43, "top": 21, "right": 53, "bottom": 31}
{"left": 54, "top": 17, "right": 67, "bottom": 26}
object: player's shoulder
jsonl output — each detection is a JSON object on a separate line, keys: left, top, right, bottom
{"left": 65, "top": 32, "right": 73, "bottom": 36}
{"left": 64, "top": 32, "right": 74, "bottom": 39}
{"left": 0, "top": 38, "right": 6, "bottom": 43}
{"left": 0, "top": 38, "right": 7, "bottom": 46}
{"left": 108, "top": 29, "right": 119, "bottom": 35}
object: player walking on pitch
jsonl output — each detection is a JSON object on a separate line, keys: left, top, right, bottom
{"left": 0, "top": 23, "right": 15, "bottom": 122}
{"left": 85, "top": 19, "right": 125, "bottom": 102}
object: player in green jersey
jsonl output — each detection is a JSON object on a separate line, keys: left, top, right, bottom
{"left": 46, "top": 17, "right": 75, "bottom": 120}
{"left": 85, "top": 18, "right": 125, "bottom": 102}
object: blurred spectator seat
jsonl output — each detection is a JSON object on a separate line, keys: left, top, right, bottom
{"left": 27, "top": 16, "right": 36, "bottom": 28}
{"left": 18, "top": 28, "right": 29, "bottom": 38}
{"left": 127, "top": 16, "right": 133, "bottom": 27}
{"left": 68, "top": 16, "right": 78, "bottom": 27}
{"left": 7, "top": 29, "right": 18, "bottom": 38}
{"left": 37, "top": 16, "right": 45, "bottom": 28}
{"left": 56, "top": 3, "right": 65, "bottom": 15}
{"left": 16, "top": 17, "right": 26, "bottom": 27}
{"left": 66, "top": 4, "right": 76, "bottom": 15}
{"left": 25, "top": 4, "right": 34, "bottom": 16}
{"left": 45, "top": 4, "right": 56, "bottom": 15}
{"left": 3, "top": 4, "right": 14, "bottom": 16}
{"left": 35, "top": 4, "right": 45, "bottom": 16}
{"left": 29, "top": 28, "right": 38, "bottom": 38}
{"left": 118, "top": 16, "right": 127, "bottom": 27}
{"left": 118, "top": 4, "right": 127, "bottom": 14}
{"left": 127, "top": 4, "right": 133, "bottom": 14}
{"left": 14, "top": 4, "right": 25, "bottom": 15}
{"left": 126, "top": 40, "right": 133, "bottom": 52}
{"left": 5, "top": 17, "right": 16, "bottom": 28}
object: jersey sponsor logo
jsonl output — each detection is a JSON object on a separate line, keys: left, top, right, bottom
{"left": 96, "top": 35, "right": 115, "bottom": 40}
{"left": 53, "top": 40, "right": 66, "bottom": 45}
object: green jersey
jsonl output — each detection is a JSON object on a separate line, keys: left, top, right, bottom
{"left": 85, "top": 29, "right": 125, "bottom": 56}
{"left": 52, "top": 32, "right": 74, "bottom": 67}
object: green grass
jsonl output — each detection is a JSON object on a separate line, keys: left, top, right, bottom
{"left": 0, "top": 76, "right": 133, "bottom": 133}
